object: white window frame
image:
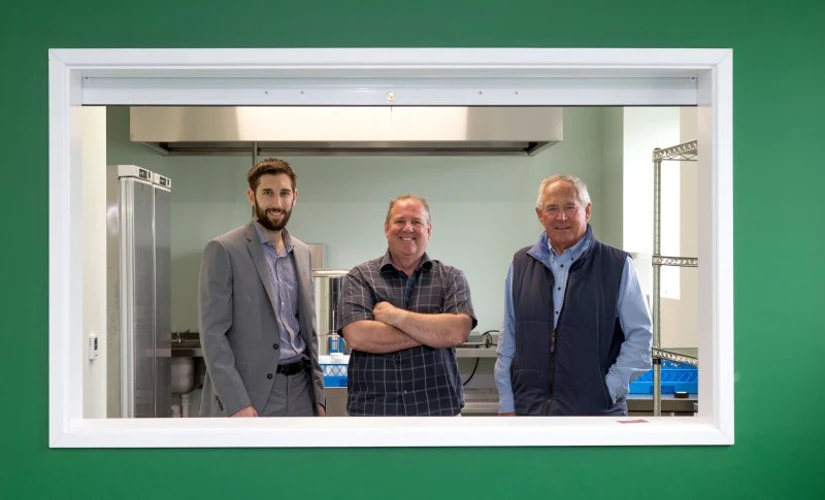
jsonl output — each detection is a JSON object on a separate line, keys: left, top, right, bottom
{"left": 49, "top": 48, "right": 733, "bottom": 448}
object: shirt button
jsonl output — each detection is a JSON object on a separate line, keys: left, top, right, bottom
{"left": 267, "top": 373, "right": 273, "bottom": 379}
{"left": 560, "top": 264, "right": 564, "bottom": 268}
{"left": 555, "top": 311, "right": 559, "bottom": 315}
{"left": 557, "top": 287, "right": 561, "bottom": 291}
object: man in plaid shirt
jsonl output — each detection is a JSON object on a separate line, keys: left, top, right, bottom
{"left": 336, "top": 194, "right": 477, "bottom": 416}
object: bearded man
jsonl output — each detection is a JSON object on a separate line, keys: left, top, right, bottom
{"left": 199, "top": 158, "right": 326, "bottom": 418}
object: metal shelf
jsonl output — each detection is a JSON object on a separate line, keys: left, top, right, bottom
{"left": 651, "top": 139, "right": 699, "bottom": 416}
{"left": 653, "top": 347, "right": 698, "bottom": 367}
{"left": 653, "top": 140, "right": 698, "bottom": 162}
{"left": 652, "top": 256, "right": 698, "bottom": 267}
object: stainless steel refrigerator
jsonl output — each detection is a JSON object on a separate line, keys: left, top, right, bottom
{"left": 106, "top": 165, "right": 172, "bottom": 418}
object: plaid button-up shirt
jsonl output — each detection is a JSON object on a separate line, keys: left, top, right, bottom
{"left": 336, "top": 251, "right": 477, "bottom": 416}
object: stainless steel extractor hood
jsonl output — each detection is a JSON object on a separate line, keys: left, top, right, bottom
{"left": 130, "top": 106, "right": 563, "bottom": 156}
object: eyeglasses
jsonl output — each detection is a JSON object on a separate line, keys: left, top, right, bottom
{"left": 543, "top": 205, "right": 579, "bottom": 217}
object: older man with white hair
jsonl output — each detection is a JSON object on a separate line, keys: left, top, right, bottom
{"left": 494, "top": 174, "right": 652, "bottom": 416}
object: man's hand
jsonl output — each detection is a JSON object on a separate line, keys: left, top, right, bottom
{"left": 499, "top": 412, "right": 516, "bottom": 416}
{"left": 373, "top": 301, "right": 405, "bottom": 327}
{"left": 316, "top": 404, "right": 326, "bottom": 416}
{"left": 231, "top": 405, "right": 259, "bottom": 417}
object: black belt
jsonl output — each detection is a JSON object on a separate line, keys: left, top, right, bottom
{"left": 276, "top": 360, "right": 305, "bottom": 376}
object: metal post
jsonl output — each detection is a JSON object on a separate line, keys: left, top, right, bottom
{"left": 652, "top": 152, "right": 663, "bottom": 417}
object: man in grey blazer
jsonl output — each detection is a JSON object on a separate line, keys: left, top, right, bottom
{"left": 199, "top": 158, "right": 325, "bottom": 417}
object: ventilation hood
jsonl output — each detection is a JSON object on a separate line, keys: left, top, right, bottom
{"left": 130, "top": 106, "right": 563, "bottom": 156}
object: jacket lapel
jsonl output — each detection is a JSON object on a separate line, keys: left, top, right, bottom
{"left": 292, "top": 241, "right": 314, "bottom": 346}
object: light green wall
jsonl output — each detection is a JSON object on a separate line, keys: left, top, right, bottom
{"left": 4, "top": 0, "right": 825, "bottom": 498}
{"left": 107, "top": 106, "right": 609, "bottom": 333}
{"left": 600, "top": 107, "right": 624, "bottom": 247}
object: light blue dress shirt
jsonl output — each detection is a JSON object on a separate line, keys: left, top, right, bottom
{"left": 494, "top": 229, "right": 653, "bottom": 413}
{"left": 254, "top": 223, "right": 306, "bottom": 362}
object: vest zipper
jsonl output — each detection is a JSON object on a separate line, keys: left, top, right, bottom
{"left": 552, "top": 257, "right": 581, "bottom": 353}
{"left": 548, "top": 265, "right": 573, "bottom": 408}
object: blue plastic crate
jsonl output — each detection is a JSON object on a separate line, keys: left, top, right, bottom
{"left": 322, "top": 361, "right": 348, "bottom": 388}
{"left": 629, "top": 361, "right": 698, "bottom": 394}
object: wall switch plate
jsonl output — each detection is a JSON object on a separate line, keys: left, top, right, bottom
{"left": 88, "top": 333, "right": 99, "bottom": 360}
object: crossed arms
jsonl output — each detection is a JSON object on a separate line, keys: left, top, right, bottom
{"left": 338, "top": 266, "right": 474, "bottom": 353}
{"left": 343, "top": 301, "right": 472, "bottom": 353}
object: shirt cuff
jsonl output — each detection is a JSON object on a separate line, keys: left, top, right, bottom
{"left": 498, "top": 398, "right": 515, "bottom": 414}
{"left": 605, "top": 371, "right": 627, "bottom": 403}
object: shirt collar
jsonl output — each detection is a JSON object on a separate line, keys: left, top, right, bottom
{"left": 548, "top": 224, "right": 592, "bottom": 260}
{"left": 528, "top": 224, "right": 594, "bottom": 264}
{"left": 253, "top": 220, "right": 294, "bottom": 253}
{"left": 380, "top": 250, "right": 433, "bottom": 273}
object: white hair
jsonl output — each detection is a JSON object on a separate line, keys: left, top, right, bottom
{"left": 536, "top": 174, "right": 591, "bottom": 208}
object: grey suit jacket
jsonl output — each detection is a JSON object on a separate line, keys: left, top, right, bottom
{"left": 198, "top": 221, "right": 325, "bottom": 416}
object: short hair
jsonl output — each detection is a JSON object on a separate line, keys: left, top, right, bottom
{"left": 536, "top": 174, "right": 591, "bottom": 208}
{"left": 385, "top": 194, "right": 431, "bottom": 225}
{"left": 247, "top": 158, "right": 297, "bottom": 191}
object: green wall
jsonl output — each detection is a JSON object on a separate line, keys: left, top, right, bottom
{"left": 2, "top": 1, "right": 823, "bottom": 498}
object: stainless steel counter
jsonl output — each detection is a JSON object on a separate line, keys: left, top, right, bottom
{"left": 171, "top": 344, "right": 203, "bottom": 357}
{"left": 171, "top": 332, "right": 695, "bottom": 417}
{"left": 171, "top": 331, "right": 203, "bottom": 357}
{"left": 171, "top": 340, "right": 500, "bottom": 359}
{"left": 455, "top": 345, "right": 497, "bottom": 358}
{"left": 627, "top": 395, "right": 697, "bottom": 416}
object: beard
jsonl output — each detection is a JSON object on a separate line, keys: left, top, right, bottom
{"left": 255, "top": 201, "right": 292, "bottom": 231}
